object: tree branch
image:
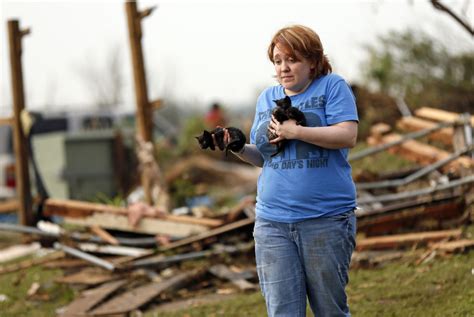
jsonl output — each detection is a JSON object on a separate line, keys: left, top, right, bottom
{"left": 430, "top": 0, "right": 474, "bottom": 36}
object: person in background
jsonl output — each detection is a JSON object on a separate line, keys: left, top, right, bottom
{"left": 204, "top": 102, "right": 228, "bottom": 129}
{"left": 210, "top": 24, "right": 359, "bottom": 316}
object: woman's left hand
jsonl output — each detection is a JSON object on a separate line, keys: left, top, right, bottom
{"left": 268, "top": 116, "right": 299, "bottom": 144}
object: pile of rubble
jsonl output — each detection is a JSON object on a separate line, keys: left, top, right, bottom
{"left": 0, "top": 107, "right": 473, "bottom": 316}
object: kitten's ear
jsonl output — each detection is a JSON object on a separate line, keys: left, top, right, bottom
{"left": 203, "top": 130, "right": 212, "bottom": 138}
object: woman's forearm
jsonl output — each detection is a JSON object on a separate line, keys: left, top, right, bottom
{"left": 233, "top": 144, "right": 264, "bottom": 167}
{"left": 294, "top": 121, "right": 358, "bottom": 149}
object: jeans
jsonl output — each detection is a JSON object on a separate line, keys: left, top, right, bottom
{"left": 253, "top": 210, "right": 356, "bottom": 317}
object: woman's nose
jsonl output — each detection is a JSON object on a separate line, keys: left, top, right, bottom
{"left": 281, "top": 62, "right": 290, "bottom": 71}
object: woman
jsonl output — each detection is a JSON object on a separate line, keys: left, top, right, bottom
{"left": 217, "top": 25, "right": 358, "bottom": 316}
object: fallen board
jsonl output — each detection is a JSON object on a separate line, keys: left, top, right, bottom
{"left": 64, "top": 213, "right": 208, "bottom": 237}
{"left": 356, "top": 229, "right": 462, "bottom": 251}
{"left": 60, "top": 280, "right": 127, "bottom": 316}
{"left": 89, "top": 269, "right": 203, "bottom": 315}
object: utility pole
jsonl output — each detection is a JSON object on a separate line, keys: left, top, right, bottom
{"left": 125, "top": 0, "right": 159, "bottom": 205}
{"left": 7, "top": 19, "right": 33, "bottom": 226}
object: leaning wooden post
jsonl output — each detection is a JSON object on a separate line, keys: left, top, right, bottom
{"left": 125, "top": 0, "right": 156, "bottom": 204}
{"left": 7, "top": 20, "right": 33, "bottom": 226}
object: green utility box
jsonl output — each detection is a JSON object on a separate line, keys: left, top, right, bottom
{"left": 64, "top": 129, "right": 135, "bottom": 201}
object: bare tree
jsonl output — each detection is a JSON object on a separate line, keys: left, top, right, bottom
{"left": 76, "top": 43, "right": 124, "bottom": 108}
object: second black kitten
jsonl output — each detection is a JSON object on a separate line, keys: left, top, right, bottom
{"left": 267, "top": 96, "right": 306, "bottom": 157}
{"left": 196, "top": 127, "right": 246, "bottom": 156}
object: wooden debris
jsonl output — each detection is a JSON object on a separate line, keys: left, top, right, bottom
{"left": 44, "top": 198, "right": 222, "bottom": 236}
{"left": 60, "top": 280, "right": 127, "bottom": 316}
{"left": 0, "top": 250, "right": 64, "bottom": 275}
{"left": 370, "top": 122, "right": 391, "bottom": 140}
{"left": 356, "top": 193, "right": 460, "bottom": 218}
{"left": 55, "top": 268, "right": 118, "bottom": 286}
{"left": 209, "top": 264, "right": 257, "bottom": 291}
{"left": 54, "top": 242, "right": 116, "bottom": 271}
{"left": 89, "top": 269, "right": 203, "bottom": 316}
{"left": 356, "top": 228, "right": 462, "bottom": 251}
{"left": 368, "top": 133, "right": 472, "bottom": 172}
{"left": 159, "top": 217, "right": 255, "bottom": 251}
{"left": 44, "top": 198, "right": 222, "bottom": 227}
{"left": 357, "top": 199, "right": 464, "bottom": 236}
{"left": 44, "top": 255, "right": 132, "bottom": 270}
{"left": 415, "top": 107, "right": 474, "bottom": 126}
{"left": 430, "top": 239, "right": 474, "bottom": 253}
{"left": 63, "top": 212, "right": 209, "bottom": 237}
{"left": 397, "top": 116, "right": 454, "bottom": 145}
{"left": 90, "top": 225, "right": 119, "bottom": 245}
{"left": 0, "top": 242, "right": 41, "bottom": 263}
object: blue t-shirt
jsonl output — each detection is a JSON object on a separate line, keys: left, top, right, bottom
{"left": 250, "top": 73, "right": 359, "bottom": 223}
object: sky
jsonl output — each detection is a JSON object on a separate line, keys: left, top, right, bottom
{"left": 1, "top": 0, "right": 473, "bottom": 114}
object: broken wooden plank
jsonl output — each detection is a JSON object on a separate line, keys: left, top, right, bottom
{"left": 397, "top": 116, "right": 454, "bottom": 145}
{"left": 91, "top": 225, "right": 119, "bottom": 245}
{"left": 368, "top": 133, "right": 473, "bottom": 172}
{"left": 209, "top": 264, "right": 257, "bottom": 291}
{"left": 43, "top": 198, "right": 222, "bottom": 227}
{"left": 431, "top": 239, "right": 474, "bottom": 253}
{"left": 159, "top": 217, "right": 255, "bottom": 252}
{"left": 415, "top": 107, "right": 474, "bottom": 126}
{"left": 60, "top": 280, "right": 127, "bottom": 316}
{"left": 0, "top": 250, "right": 64, "bottom": 275}
{"left": 63, "top": 212, "right": 208, "bottom": 237}
{"left": 370, "top": 122, "right": 391, "bottom": 139}
{"left": 89, "top": 269, "right": 203, "bottom": 316}
{"left": 356, "top": 229, "right": 462, "bottom": 251}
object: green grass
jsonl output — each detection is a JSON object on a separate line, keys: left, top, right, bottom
{"left": 0, "top": 264, "right": 74, "bottom": 317}
{"left": 1, "top": 228, "right": 473, "bottom": 317}
{"left": 147, "top": 250, "right": 474, "bottom": 317}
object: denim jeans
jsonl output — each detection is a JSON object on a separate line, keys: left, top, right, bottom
{"left": 253, "top": 210, "right": 356, "bottom": 317}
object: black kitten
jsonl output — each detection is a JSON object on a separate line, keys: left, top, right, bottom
{"left": 267, "top": 96, "right": 306, "bottom": 157}
{"left": 196, "top": 127, "right": 246, "bottom": 156}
